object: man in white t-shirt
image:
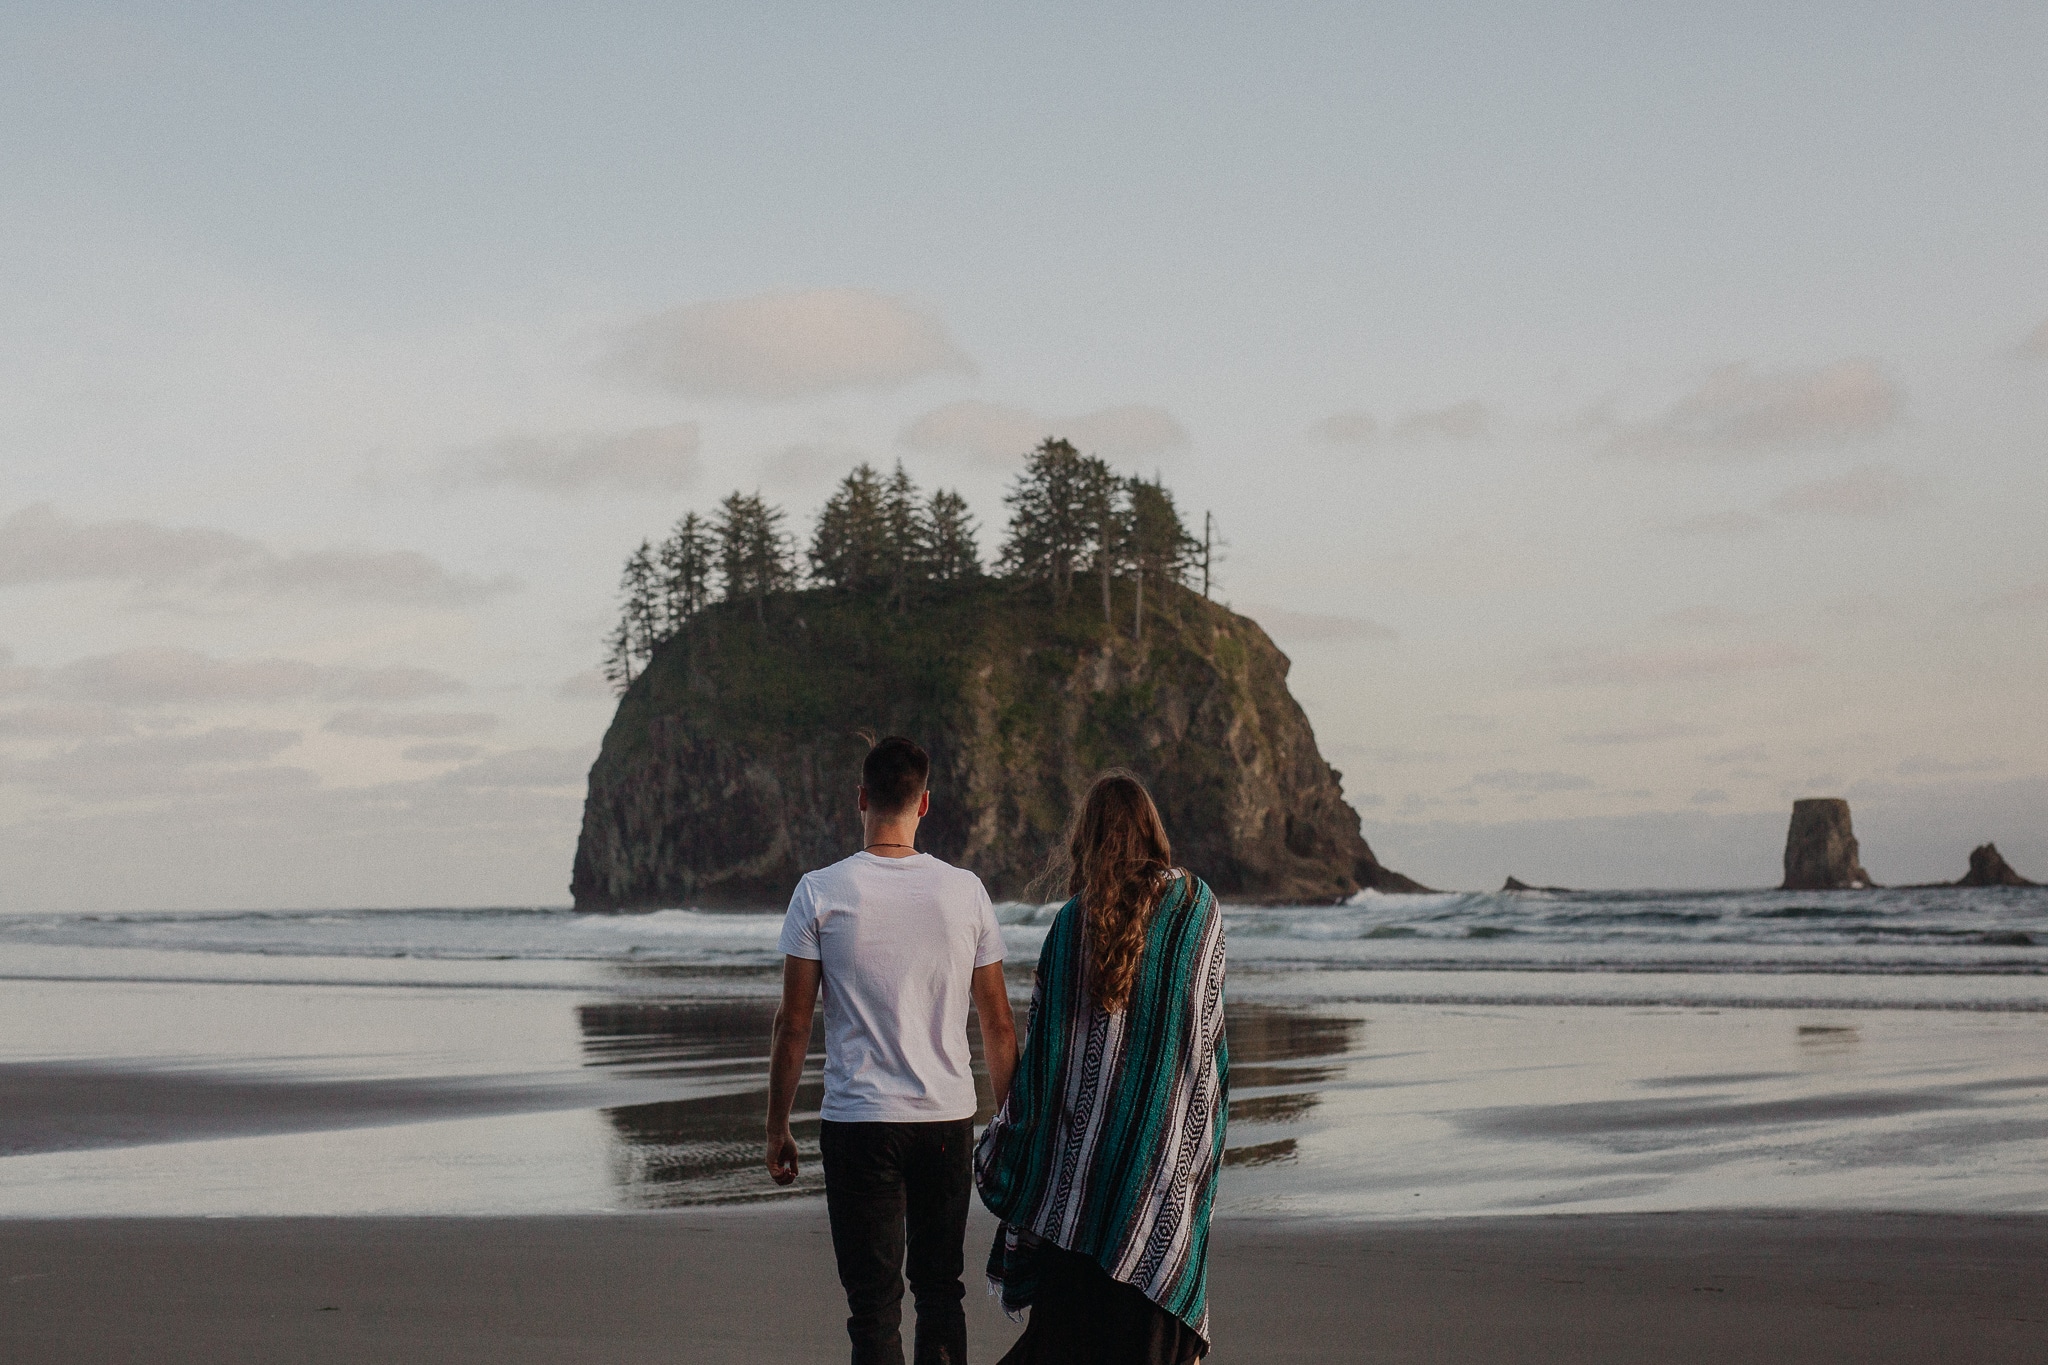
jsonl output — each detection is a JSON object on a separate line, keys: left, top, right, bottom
{"left": 765, "top": 735, "right": 1018, "bottom": 1365}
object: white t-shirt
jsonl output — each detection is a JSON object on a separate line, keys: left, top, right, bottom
{"left": 778, "top": 851, "right": 1006, "bottom": 1123}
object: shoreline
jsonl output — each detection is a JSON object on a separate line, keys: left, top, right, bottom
{"left": 4, "top": 1207, "right": 2043, "bottom": 1363}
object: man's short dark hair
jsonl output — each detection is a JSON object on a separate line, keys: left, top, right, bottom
{"left": 862, "top": 736, "right": 930, "bottom": 814}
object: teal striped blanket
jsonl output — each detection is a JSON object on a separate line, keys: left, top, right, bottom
{"left": 973, "top": 872, "right": 1229, "bottom": 1347}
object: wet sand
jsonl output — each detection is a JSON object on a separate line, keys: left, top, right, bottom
{"left": 5, "top": 977, "right": 2047, "bottom": 1361}
{"left": 6, "top": 995, "right": 2048, "bottom": 1217}
{"left": 3, "top": 1205, "right": 2043, "bottom": 1364}
{"left": 0, "top": 1060, "right": 698, "bottom": 1157}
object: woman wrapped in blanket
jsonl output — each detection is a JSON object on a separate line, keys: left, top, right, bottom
{"left": 975, "top": 771, "right": 1228, "bottom": 1364}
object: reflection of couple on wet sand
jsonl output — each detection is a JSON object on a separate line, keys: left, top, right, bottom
{"left": 765, "top": 736, "right": 1228, "bottom": 1364}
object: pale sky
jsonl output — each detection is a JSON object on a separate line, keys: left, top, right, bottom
{"left": 4, "top": 2, "right": 2045, "bottom": 908}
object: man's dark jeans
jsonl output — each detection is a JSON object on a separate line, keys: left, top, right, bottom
{"left": 819, "top": 1118, "right": 973, "bottom": 1365}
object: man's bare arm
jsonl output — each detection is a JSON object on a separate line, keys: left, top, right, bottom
{"left": 971, "top": 961, "right": 1018, "bottom": 1114}
{"left": 765, "top": 954, "right": 822, "bottom": 1185}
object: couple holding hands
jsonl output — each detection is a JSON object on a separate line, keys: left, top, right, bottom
{"left": 765, "top": 736, "right": 1228, "bottom": 1365}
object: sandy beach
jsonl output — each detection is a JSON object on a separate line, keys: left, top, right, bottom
{"left": 4, "top": 901, "right": 2045, "bottom": 1360}
{"left": 4, "top": 1206, "right": 2044, "bottom": 1363}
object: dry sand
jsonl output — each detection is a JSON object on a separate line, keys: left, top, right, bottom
{"left": 3, "top": 1204, "right": 2042, "bottom": 1364}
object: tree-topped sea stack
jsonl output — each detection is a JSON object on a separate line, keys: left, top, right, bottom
{"left": 572, "top": 440, "right": 1424, "bottom": 908}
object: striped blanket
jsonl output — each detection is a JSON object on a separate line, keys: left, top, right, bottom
{"left": 973, "top": 871, "right": 1229, "bottom": 1348}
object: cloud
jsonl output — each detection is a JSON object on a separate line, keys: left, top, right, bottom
{"left": 1393, "top": 400, "right": 1493, "bottom": 441}
{"left": 1311, "top": 400, "right": 1493, "bottom": 448}
{"left": 1561, "top": 721, "right": 1716, "bottom": 746}
{"left": 1661, "top": 509, "right": 1773, "bottom": 539}
{"left": 1241, "top": 604, "right": 1398, "bottom": 643}
{"left": 1310, "top": 412, "right": 1378, "bottom": 445}
{"left": 1543, "top": 643, "right": 1810, "bottom": 687}
{"left": 2019, "top": 318, "right": 2048, "bottom": 360}
{"left": 324, "top": 709, "right": 498, "bottom": 739}
{"left": 403, "top": 742, "right": 483, "bottom": 763}
{"left": 1816, "top": 593, "right": 1902, "bottom": 623}
{"left": 41, "top": 647, "right": 463, "bottom": 707}
{"left": 0, "top": 504, "right": 254, "bottom": 583}
{"left": 0, "top": 504, "right": 517, "bottom": 605}
{"left": 1605, "top": 359, "right": 1902, "bottom": 460}
{"left": 438, "top": 746, "right": 591, "bottom": 789}
{"left": 1329, "top": 742, "right": 1451, "bottom": 766}
{"left": 0, "top": 704, "right": 134, "bottom": 738}
{"left": 1769, "top": 464, "right": 1928, "bottom": 519}
{"left": 605, "top": 288, "right": 974, "bottom": 400}
{"left": 1654, "top": 605, "right": 1747, "bottom": 631}
{"left": 1896, "top": 755, "right": 2004, "bottom": 777}
{"left": 1690, "top": 788, "right": 1730, "bottom": 805}
{"left": 1983, "top": 580, "right": 2048, "bottom": 613}
{"left": 0, "top": 727, "right": 308, "bottom": 798}
{"left": 899, "top": 400, "right": 1188, "bottom": 462}
{"left": 1462, "top": 768, "right": 1597, "bottom": 794}
{"left": 441, "top": 424, "right": 700, "bottom": 494}
{"left": 0, "top": 647, "right": 40, "bottom": 695}
{"left": 224, "top": 548, "right": 519, "bottom": 603}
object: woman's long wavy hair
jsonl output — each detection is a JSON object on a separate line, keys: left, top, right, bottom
{"left": 1065, "top": 771, "right": 1175, "bottom": 1014}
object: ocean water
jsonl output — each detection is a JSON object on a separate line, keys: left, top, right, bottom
{"left": 3, "top": 885, "right": 2042, "bottom": 984}
{"left": 2, "top": 888, "right": 2044, "bottom": 1218}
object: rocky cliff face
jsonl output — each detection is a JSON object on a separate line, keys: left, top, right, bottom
{"left": 1780, "top": 798, "right": 1876, "bottom": 890}
{"left": 1957, "top": 843, "right": 2035, "bottom": 888}
{"left": 571, "top": 581, "right": 1424, "bottom": 908}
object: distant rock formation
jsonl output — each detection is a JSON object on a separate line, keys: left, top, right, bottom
{"left": 1956, "top": 843, "right": 2036, "bottom": 888}
{"left": 1780, "top": 798, "right": 1876, "bottom": 890}
{"left": 1501, "top": 876, "right": 1573, "bottom": 893}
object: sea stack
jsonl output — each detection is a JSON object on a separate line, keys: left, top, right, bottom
{"left": 1780, "top": 798, "right": 1875, "bottom": 890}
{"left": 571, "top": 581, "right": 1428, "bottom": 907}
{"left": 1956, "top": 843, "right": 2036, "bottom": 888}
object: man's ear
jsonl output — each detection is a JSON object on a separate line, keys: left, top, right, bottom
{"left": 857, "top": 786, "right": 869, "bottom": 813}
{"left": 917, "top": 790, "right": 931, "bottom": 818}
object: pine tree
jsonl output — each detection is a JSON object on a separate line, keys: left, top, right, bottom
{"left": 602, "top": 617, "right": 636, "bottom": 695}
{"left": 601, "top": 539, "right": 665, "bottom": 690}
{"left": 808, "top": 464, "right": 889, "bottom": 592}
{"left": 1124, "top": 477, "right": 1198, "bottom": 644}
{"left": 924, "top": 488, "right": 981, "bottom": 585}
{"left": 715, "top": 491, "right": 794, "bottom": 622}
{"left": 1079, "top": 458, "right": 1124, "bottom": 624}
{"left": 880, "top": 461, "right": 925, "bottom": 613}
{"left": 997, "top": 438, "right": 1096, "bottom": 605}
{"left": 1197, "top": 510, "right": 1223, "bottom": 600}
{"left": 657, "top": 512, "right": 715, "bottom": 634}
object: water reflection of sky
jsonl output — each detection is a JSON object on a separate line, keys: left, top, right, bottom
{"left": 1, "top": 971, "right": 2045, "bottom": 1218}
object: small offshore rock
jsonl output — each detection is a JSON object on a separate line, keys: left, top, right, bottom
{"left": 1956, "top": 842, "right": 2036, "bottom": 888}
{"left": 1780, "top": 798, "right": 1876, "bottom": 890}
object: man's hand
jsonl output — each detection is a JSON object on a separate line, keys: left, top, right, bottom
{"left": 766, "top": 1124, "right": 800, "bottom": 1185}
{"left": 764, "top": 955, "right": 821, "bottom": 1185}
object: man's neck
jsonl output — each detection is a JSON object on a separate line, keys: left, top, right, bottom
{"left": 861, "top": 818, "right": 920, "bottom": 857}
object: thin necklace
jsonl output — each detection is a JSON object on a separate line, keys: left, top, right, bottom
{"left": 864, "top": 842, "right": 916, "bottom": 852}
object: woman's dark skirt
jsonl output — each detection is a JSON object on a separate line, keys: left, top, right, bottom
{"left": 997, "top": 1242, "right": 1205, "bottom": 1364}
